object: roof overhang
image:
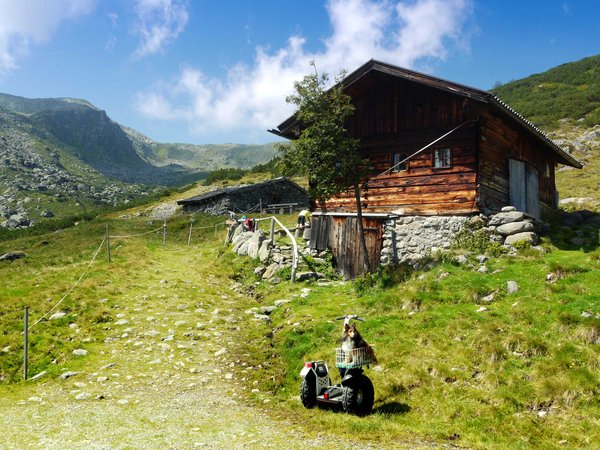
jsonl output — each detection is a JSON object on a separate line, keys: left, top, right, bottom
{"left": 270, "top": 59, "right": 582, "bottom": 169}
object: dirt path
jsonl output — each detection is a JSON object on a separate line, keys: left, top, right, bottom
{"left": 0, "top": 246, "right": 395, "bottom": 449}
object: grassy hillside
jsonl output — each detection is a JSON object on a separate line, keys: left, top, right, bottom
{"left": 492, "top": 54, "right": 600, "bottom": 130}
{"left": 1, "top": 195, "right": 598, "bottom": 448}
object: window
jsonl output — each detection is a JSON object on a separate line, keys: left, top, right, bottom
{"left": 391, "top": 153, "right": 408, "bottom": 172}
{"left": 433, "top": 148, "right": 451, "bottom": 168}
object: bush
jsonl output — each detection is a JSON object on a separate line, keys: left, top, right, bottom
{"left": 354, "top": 264, "right": 412, "bottom": 295}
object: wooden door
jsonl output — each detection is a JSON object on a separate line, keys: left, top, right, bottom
{"left": 509, "top": 158, "right": 539, "bottom": 218}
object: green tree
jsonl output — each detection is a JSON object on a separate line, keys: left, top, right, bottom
{"left": 277, "top": 63, "right": 371, "bottom": 273}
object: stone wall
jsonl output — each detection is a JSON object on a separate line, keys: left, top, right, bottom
{"left": 381, "top": 216, "right": 470, "bottom": 267}
{"left": 381, "top": 207, "right": 547, "bottom": 268}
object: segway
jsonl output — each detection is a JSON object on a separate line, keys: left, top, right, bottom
{"left": 299, "top": 315, "right": 376, "bottom": 416}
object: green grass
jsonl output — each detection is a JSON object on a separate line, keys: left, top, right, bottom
{"left": 228, "top": 238, "right": 600, "bottom": 449}
{"left": 1, "top": 202, "right": 598, "bottom": 449}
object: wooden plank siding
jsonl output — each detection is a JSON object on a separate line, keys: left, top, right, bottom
{"left": 312, "top": 72, "right": 482, "bottom": 215}
{"left": 477, "top": 108, "right": 558, "bottom": 213}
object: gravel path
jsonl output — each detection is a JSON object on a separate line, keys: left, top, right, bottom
{"left": 0, "top": 248, "right": 401, "bottom": 449}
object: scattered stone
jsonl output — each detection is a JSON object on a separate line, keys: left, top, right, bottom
{"left": 581, "top": 311, "right": 593, "bottom": 318}
{"left": 118, "top": 399, "right": 129, "bottom": 405}
{"left": 30, "top": 371, "right": 47, "bottom": 381}
{"left": 1, "top": 346, "right": 10, "bottom": 353}
{"left": 477, "top": 266, "right": 489, "bottom": 274}
{"left": 476, "top": 255, "right": 488, "bottom": 264}
{"left": 224, "top": 373, "right": 233, "bottom": 380}
{"left": 507, "top": 281, "right": 519, "bottom": 294}
{"left": 0, "top": 251, "right": 26, "bottom": 262}
{"left": 28, "top": 396, "right": 43, "bottom": 402}
{"left": 60, "top": 371, "right": 80, "bottom": 379}
{"left": 72, "top": 349, "right": 88, "bottom": 356}
{"left": 296, "top": 271, "right": 326, "bottom": 282}
{"left": 254, "top": 266, "right": 266, "bottom": 277}
{"left": 114, "top": 319, "right": 129, "bottom": 325}
{"left": 274, "top": 299, "right": 291, "bottom": 307}
{"left": 214, "top": 348, "right": 227, "bottom": 357}
{"left": 254, "top": 314, "right": 271, "bottom": 322}
{"left": 481, "top": 292, "right": 495, "bottom": 303}
{"left": 476, "top": 306, "right": 489, "bottom": 313}
{"left": 501, "top": 206, "right": 517, "bottom": 212}
{"left": 160, "top": 279, "right": 168, "bottom": 284}
{"left": 97, "top": 376, "right": 108, "bottom": 382}
{"left": 454, "top": 255, "right": 469, "bottom": 265}
{"left": 75, "top": 393, "right": 90, "bottom": 401}
{"left": 49, "top": 311, "right": 67, "bottom": 320}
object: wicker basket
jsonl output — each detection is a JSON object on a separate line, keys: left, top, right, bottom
{"left": 335, "top": 347, "right": 376, "bottom": 368}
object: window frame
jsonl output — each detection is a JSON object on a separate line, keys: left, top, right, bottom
{"left": 390, "top": 152, "right": 408, "bottom": 173}
{"left": 432, "top": 148, "right": 452, "bottom": 169}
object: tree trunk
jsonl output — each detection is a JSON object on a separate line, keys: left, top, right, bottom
{"left": 354, "top": 185, "right": 371, "bottom": 274}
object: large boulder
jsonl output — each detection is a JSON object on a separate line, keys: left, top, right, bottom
{"left": 247, "top": 231, "right": 266, "bottom": 259}
{"left": 258, "top": 239, "right": 272, "bottom": 262}
{"left": 489, "top": 211, "right": 525, "bottom": 226}
{"left": 504, "top": 231, "right": 538, "bottom": 246}
{"left": 496, "top": 221, "right": 535, "bottom": 236}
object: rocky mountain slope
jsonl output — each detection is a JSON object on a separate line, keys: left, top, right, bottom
{"left": 0, "top": 93, "right": 276, "bottom": 229}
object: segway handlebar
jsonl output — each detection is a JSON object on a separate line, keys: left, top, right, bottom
{"left": 336, "top": 315, "right": 365, "bottom": 323}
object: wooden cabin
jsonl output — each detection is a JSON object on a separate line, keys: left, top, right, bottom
{"left": 270, "top": 60, "right": 582, "bottom": 277}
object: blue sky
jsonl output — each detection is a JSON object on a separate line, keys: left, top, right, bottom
{"left": 0, "top": 0, "right": 598, "bottom": 145}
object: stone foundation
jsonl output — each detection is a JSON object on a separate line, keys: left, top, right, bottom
{"left": 381, "top": 215, "right": 471, "bottom": 266}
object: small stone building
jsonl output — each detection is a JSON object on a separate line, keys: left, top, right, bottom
{"left": 177, "top": 177, "right": 308, "bottom": 215}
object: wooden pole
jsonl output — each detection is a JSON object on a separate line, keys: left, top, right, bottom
{"left": 188, "top": 220, "right": 193, "bottom": 246}
{"left": 23, "top": 306, "right": 29, "bottom": 381}
{"left": 106, "top": 224, "right": 111, "bottom": 264}
{"left": 163, "top": 221, "right": 166, "bottom": 245}
{"left": 270, "top": 217, "right": 275, "bottom": 245}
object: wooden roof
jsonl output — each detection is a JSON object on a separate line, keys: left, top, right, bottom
{"left": 177, "top": 177, "right": 306, "bottom": 205}
{"left": 270, "top": 59, "right": 582, "bottom": 169}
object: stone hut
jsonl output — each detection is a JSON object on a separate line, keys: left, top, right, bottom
{"left": 177, "top": 177, "right": 308, "bottom": 215}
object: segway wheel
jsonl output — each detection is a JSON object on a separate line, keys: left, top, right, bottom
{"left": 300, "top": 373, "right": 317, "bottom": 408}
{"left": 342, "top": 375, "right": 374, "bottom": 416}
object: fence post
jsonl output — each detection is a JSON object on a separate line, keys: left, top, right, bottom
{"left": 23, "top": 306, "right": 29, "bottom": 381}
{"left": 106, "top": 224, "right": 111, "bottom": 264}
{"left": 163, "top": 221, "right": 166, "bottom": 245}
{"left": 188, "top": 219, "right": 193, "bottom": 246}
{"left": 270, "top": 217, "right": 275, "bottom": 245}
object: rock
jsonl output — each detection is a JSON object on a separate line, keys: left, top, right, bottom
{"left": 488, "top": 211, "right": 525, "bottom": 226}
{"left": 49, "top": 311, "right": 67, "bottom": 320}
{"left": 454, "top": 255, "right": 469, "bottom": 265}
{"left": 477, "top": 265, "right": 489, "bottom": 274}
{"left": 114, "top": 319, "right": 129, "bottom": 325}
{"left": 257, "top": 306, "right": 277, "bottom": 315}
{"left": 30, "top": 371, "right": 47, "bottom": 381}
{"left": 72, "top": 349, "right": 88, "bottom": 356}
{"left": 258, "top": 240, "right": 272, "bottom": 262}
{"left": 214, "top": 348, "right": 227, "bottom": 357}
{"left": 496, "top": 221, "right": 535, "bottom": 236}
{"left": 75, "top": 393, "right": 90, "bottom": 401}
{"left": 254, "top": 266, "right": 266, "bottom": 277}
{"left": 296, "top": 271, "right": 326, "bottom": 282}
{"left": 254, "top": 314, "right": 271, "bottom": 322}
{"left": 581, "top": 311, "right": 592, "bottom": 318}
{"left": 504, "top": 232, "right": 538, "bottom": 246}
{"left": 247, "top": 231, "right": 266, "bottom": 259}
{"left": 507, "top": 281, "right": 519, "bottom": 294}
{"left": 60, "top": 371, "right": 80, "bottom": 379}
{"left": 274, "top": 299, "right": 291, "bottom": 307}
{"left": 476, "top": 306, "right": 489, "bottom": 313}
{"left": 1, "top": 346, "right": 10, "bottom": 353}
{"left": 40, "top": 210, "right": 54, "bottom": 218}
{"left": 501, "top": 206, "right": 517, "bottom": 212}
{"left": 262, "top": 263, "right": 280, "bottom": 280}
{"left": 476, "top": 255, "right": 488, "bottom": 264}
{"left": 0, "top": 251, "right": 26, "bottom": 262}
{"left": 481, "top": 292, "right": 495, "bottom": 302}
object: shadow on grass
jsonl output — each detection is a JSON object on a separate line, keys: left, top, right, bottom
{"left": 374, "top": 401, "right": 411, "bottom": 415}
{"left": 546, "top": 210, "right": 599, "bottom": 253}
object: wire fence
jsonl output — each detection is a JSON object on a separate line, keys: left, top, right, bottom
{"left": 17, "top": 213, "right": 300, "bottom": 381}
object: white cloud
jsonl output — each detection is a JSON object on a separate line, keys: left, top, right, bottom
{"left": 0, "top": 0, "right": 95, "bottom": 75}
{"left": 132, "top": 0, "right": 188, "bottom": 58}
{"left": 135, "top": 0, "right": 473, "bottom": 142}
